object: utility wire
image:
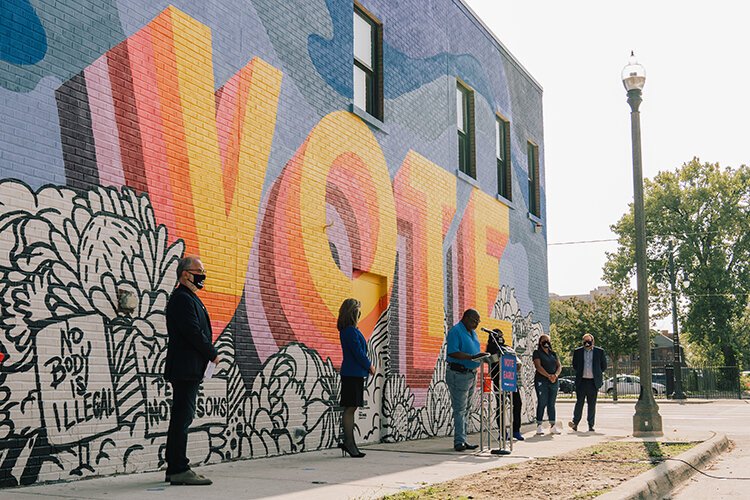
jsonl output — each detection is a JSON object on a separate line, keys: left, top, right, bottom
{"left": 548, "top": 228, "right": 729, "bottom": 247}
{"left": 534, "top": 455, "right": 750, "bottom": 481}
{"left": 548, "top": 238, "right": 618, "bottom": 246}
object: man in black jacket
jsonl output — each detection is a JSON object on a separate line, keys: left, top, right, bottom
{"left": 568, "top": 334, "right": 607, "bottom": 432}
{"left": 164, "top": 256, "right": 219, "bottom": 486}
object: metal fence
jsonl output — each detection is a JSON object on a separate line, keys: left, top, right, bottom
{"left": 557, "top": 362, "right": 742, "bottom": 400}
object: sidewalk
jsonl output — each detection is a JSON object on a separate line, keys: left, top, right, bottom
{"left": 556, "top": 397, "right": 719, "bottom": 404}
{"left": 0, "top": 419, "right": 714, "bottom": 500}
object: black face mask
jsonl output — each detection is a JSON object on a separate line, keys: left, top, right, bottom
{"left": 542, "top": 342, "right": 551, "bottom": 349}
{"left": 584, "top": 341, "right": 593, "bottom": 348}
{"left": 190, "top": 272, "right": 207, "bottom": 289}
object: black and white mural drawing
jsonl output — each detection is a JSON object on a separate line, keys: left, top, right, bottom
{"left": 0, "top": 181, "right": 543, "bottom": 486}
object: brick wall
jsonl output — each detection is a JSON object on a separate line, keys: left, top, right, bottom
{"left": 0, "top": 0, "right": 548, "bottom": 486}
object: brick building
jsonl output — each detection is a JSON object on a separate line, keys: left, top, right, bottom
{"left": 0, "top": 0, "right": 547, "bottom": 485}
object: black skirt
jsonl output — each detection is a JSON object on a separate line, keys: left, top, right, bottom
{"left": 340, "top": 376, "right": 365, "bottom": 407}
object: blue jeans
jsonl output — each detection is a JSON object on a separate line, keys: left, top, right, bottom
{"left": 446, "top": 368, "right": 476, "bottom": 445}
{"left": 535, "top": 378, "right": 559, "bottom": 424}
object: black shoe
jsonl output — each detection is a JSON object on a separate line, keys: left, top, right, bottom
{"left": 568, "top": 421, "right": 578, "bottom": 432}
{"left": 339, "top": 443, "right": 366, "bottom": 458}
{"left": 462, "top": 442, "right": 478, "bottom": 450}
{"left": 588, "top": 426, "right": 595, "bottom": 432}
{"left": 454, "top": 443, "right": 467, "bottom": 451}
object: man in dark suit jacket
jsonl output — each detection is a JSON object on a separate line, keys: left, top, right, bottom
{"left": 164, "top": 256, "right": 219, "bottom": 486}
{"left": 568, "top": 334, "right": 607, "bottom": 432}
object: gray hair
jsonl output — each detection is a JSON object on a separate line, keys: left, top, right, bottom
{"left": 337, "top": 298, "right": 361, "bottom": 331}
{"left": 176, "top": 256, "right": 199, "bottom": 279}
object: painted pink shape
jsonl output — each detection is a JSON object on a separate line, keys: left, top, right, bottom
{"left": 84, "top": 55, "right": 125, "bottom": 188}
{"left": 243, "top": 190, "right": 281, "bottom": 365}
{"left": 126, "top": 28, "right": 177, "bottom": 233}
{"left": 396, "top": 235, "right": 408, "bottom": 376}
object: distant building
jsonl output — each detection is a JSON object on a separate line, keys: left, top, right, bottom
{"left": 621, "top": 331, "right": 686, "bottom": 368}
{"left": 549, "top": 285, "right": 614, "bottom": 303}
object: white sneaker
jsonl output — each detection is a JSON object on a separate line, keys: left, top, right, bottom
{"left": 550, "top": 424, "right": 561, "bottom": 435}
{"left": 536, "top": 424, "right": 545, "bottom": 435}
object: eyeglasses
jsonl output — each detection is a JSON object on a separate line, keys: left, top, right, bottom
{"left": 186, "top": 269, "right": 206, "bottom": 274}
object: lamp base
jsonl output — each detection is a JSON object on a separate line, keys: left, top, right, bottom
{"left": 633, "top": 409, "right": 663, "bottom": 437}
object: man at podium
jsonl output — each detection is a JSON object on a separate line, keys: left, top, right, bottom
{"left": 445, "top": 309, "right": 485, "bottom": 451}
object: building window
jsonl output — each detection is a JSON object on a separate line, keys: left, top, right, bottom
{"left": 353, "top": 5, "right": 382, "bottom": 119}
{"left": 456, "top": 81, "right": 475, "bottom": 178}
{"left": 496, "top": 115, "right": 511, "bottom": 200}
{"left": 527, "top": 141, "right": 540, "bottom": 217}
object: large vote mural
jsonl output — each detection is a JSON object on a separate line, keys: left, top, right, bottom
{"left": 0, "top": 1, "right": 547, "bottom": 486}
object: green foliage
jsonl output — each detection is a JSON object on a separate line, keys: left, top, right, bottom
{"left": 550, "top": 292, "right": 640, "bottom": 365}
{"left": 605, "top": 158, "right": 750, "bottom": 367}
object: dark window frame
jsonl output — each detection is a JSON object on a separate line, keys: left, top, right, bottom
{"left": 496, "top": 114, "right": 511, "bottom": 200}
{"left": 353, "top": 3, "right": 383, "bottom": 120}
{"left": 527, "top": 140, "right": 540, "bottom": 217}
{"left": 456, "top": 80, "right": 476, "bottom": 179}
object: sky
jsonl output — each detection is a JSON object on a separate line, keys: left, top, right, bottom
{"left": 464, "top": 0, "right": 749, "bottom": 299}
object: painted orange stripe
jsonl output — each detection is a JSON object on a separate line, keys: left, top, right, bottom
{"left": 127, "top": 24, "right": 177, "bottom": 234}
{"left": 150, "top": 9, "right": 199, "bottom": 255}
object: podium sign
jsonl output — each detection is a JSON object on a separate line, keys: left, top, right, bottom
{"left": 500, "top": 354, "right": 517, "bottom": 392}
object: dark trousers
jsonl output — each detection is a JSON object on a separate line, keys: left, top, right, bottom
{"left": 512, "top": 391, "right": 522, "bottom": 432}
{"left": 166, "top": 380, "right": 200, "bottom": 475}
{"left": 573, "top": 378, "right": 598, "bottom": 428}
{"left": 493, "top": 390, "right": 522, "bottom": 433}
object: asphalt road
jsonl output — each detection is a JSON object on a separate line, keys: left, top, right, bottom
{"left": 584, "top": 399, "right": 750, "bottom": 498}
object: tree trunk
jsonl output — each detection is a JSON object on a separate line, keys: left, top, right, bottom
{"left": 723, "top": 345, "right": 738, "bottom": 368}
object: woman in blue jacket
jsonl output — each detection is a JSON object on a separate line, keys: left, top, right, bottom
{"left": 338, "top": 298, "right": 375, "bottom": 458}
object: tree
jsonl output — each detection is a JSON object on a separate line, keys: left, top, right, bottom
{"left": 549, "top": 299, "right": 578, "bottom": 365}
{"left": 731, "top": 305, "right": 750, "bottom": 370}
{"left": 550, "top": 292, "right": 640, "bottom": 399}
{"left": 605, "top": 159, "right": 750, "bottom": 368}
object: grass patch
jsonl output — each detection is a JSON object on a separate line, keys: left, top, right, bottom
{"left": 384, "top": 486, "right": 462, "bottom": 499}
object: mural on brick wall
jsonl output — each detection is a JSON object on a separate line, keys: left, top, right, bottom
{"left": 0, "top": 3, "right": 547, "bottom": 487}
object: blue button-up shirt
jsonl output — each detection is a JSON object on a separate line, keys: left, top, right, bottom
{"left": 446, "top": 321, "right": 481, "bottom": 369}
{"left": 583, "top": 348, "right": 594, "bottom": 379}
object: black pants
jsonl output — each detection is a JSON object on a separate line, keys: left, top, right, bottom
{"left": 494, "top": 390, "right": 522, "bottom": 433}
{"left": 166, "top": 380, "right": 200, "bottom": 475}
{"left": 573, "top": 378, "right": 598, "bottom": 428}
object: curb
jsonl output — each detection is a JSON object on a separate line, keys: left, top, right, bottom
{"left": 598, "top": 433, "right": 730, "bottom": 500}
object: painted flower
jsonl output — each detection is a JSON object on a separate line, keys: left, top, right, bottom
{"left": 418, "top": 379, "right": 453, "bottom": 437}
{"left": 237, "top": 343, "right": 340, "bottom": 456}
{"left": 381, "top": 374, "right": 420, "bottom": 442}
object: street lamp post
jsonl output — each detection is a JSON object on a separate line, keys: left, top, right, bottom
{"left": 622, "top": 52, "right": 663, "bottom": 436}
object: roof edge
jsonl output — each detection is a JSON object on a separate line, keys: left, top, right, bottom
{"left": 452, "top": 0, "right": 543, "bottom": 92}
